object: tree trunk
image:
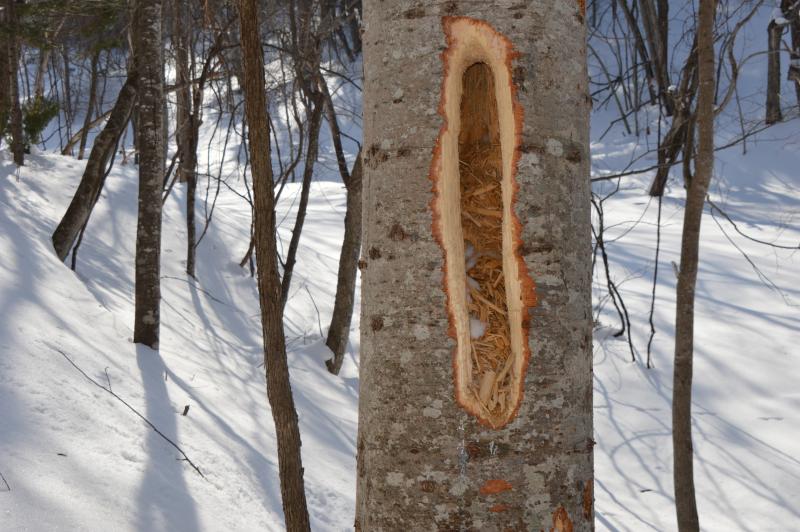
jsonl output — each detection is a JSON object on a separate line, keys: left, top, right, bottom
{"left": 672, "top": 0, "right": 715, "bottom": 530}
{"left": 766, "top": 20, "right": 783, "bottom": 125}
{"left": 78, "top": 49, "right": 102, "bottom": 160}
{"left": 173, "top": 0, "right": 199, "bottom": 277}
{"left": 639, "top": 0, "right": 673, "bottom": 115}
{"left": 6, "top": 0, "right": 24, "bottom": 166}
{"left": 132, "top": 0, "right": 165, "bottom": 349}
{"left": 238, "top": 0, "right": 311, "bottom": 529}
{"left": 174, "top": 0, "right": 192, "bottom": 183}
{"left": 279, "top": 93, "right": 324, "bottom": 309}
{"left": 357, "top": 5, "right": 592, "bottom": 530}
{"left": 325, "top": 152, "right": 362, "bottom": 375}
{"left": 782, "top": 0, "right": 800, "bottom": 109}
{"left": 52, "top": 77, "right": 138, "bottom": 261}
{"left": 34, "top": 48, "right": 52, "bottom": 101}
{"left": 0, "top": 6, "right": 8, "bottom": 140}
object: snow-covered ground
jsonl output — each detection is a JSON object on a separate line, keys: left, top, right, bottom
{"left": 2, "top": 18, "right": 799, "bottom": 532}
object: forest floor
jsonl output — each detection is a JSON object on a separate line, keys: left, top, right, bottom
{"left": 1, "top": 65, "right": 800, "bottom": 532}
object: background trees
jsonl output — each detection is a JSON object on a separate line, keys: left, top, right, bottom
{"left": 0, "top": 0, "right": 797, "bottom": 528}
{"left": 238, "top": 0, "right": 311, "bottom": 528}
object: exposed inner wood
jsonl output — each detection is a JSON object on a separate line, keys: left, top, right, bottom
{"left": 432, "top": 17, "right": 531, "bottom": 429}
{"left": 459, "top": 63, "right": 513, "bottom": 417}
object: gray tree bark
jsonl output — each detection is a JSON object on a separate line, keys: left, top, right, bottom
{"left": 52, "top": 76, "right": 137, "bottom": 261}
{"left": 238, "top": 0, "right": 311, "bottom": 529}
{"left": 132, "top": 0, "right": 165, "bottom": 349}
{"left": 356, "top": 2, "right": 593, "bottom": 530}
{"left": 672, "top": 0, "right": 715, "bottom": 530}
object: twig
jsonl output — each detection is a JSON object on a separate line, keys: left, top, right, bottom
{"left": 0, "top": 469, "right": 10, "bottom": 491}
{"left": 709, "top": 209, "right": 797, "bottom": 307}
{"left": 304, "top": 284, "right": 324, "bottom": 339}
{"left": 48, "top": 345, "right": 206, "bottom": 478}
{"left": 707, "top": 198, "right": 799, "bottom": 251}
{"left": 646, "top": 195, "right": 662, "bottom": 368}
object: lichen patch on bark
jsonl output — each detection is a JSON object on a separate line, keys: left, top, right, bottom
{"left": 429, "top": 16, "right": 536, "bottom": 430}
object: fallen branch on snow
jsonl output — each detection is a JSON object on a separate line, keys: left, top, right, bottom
{"left": 48, "top": 344, "right": 206, "bottom": 479}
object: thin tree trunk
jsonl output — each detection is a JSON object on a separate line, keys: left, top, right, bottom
{"left": 649, "top": 37, "right": 698, "bottom": 196}
{"left": 132, "top": 0, "right": 165, "bottom": 349}
{"left": 173, "top": 0, "right": 197, "bottom": 277}
{"left": 325, "top": 152, "right": 362, "bottom": 375}
{"left": 52, "top": 77, "right": 138, "bottom": 261}
{"left": 34, "top": 49, "right": 52, "bottom": 101}
{"left": 766, "top": 20, "right": 783, "bottom": 124}
{"left": 238, "top": 0, "right": 311, "bottom": 529}
{"left": 78, "top": 49, "right": 102, "bottom": 160}
{"left": 639, "top": 0, "right": 673, "bottom": 114}
{"left": 357, "top": 6, "right": 592, "bottom": 529}
{"left": 6, "top": 0, "right": 24, "bottom": 166}
{"left": 61, "top": 46, "right": 74, "bottom": 140}
{"left": 673, "top": 0, "right": 715, "bottom": 530}
{"left": 0, "top": 7, "right": 9, "bottom": 140}
{"left": 319, "top": 65, "right": 363, "bottom": 374}
{"left": 782, "top": 0, "right": 800, "bottom": 109}
{"left": 174, "top": 0, "right": 192, "bottom": 182}
{"left": 279, "top": 93, "right": 324, "bottom": 309}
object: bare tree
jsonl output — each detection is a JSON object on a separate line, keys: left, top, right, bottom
{"left": 4, "top": 0, "right": 24, "bottom": 166}
{"left": 672, "top": 0, "right": 716, "bottom": 529}
{"left": 132, "top": 0, "right": 165, "bottom": 348}
{"left": 52, "top": 76, "right": 137, "bottom": 261}
{"left": 766, "top": 18, "right": 783, "bottom": 124}
{"left": 238, "top": 0, "right": 311, "bottom": 529}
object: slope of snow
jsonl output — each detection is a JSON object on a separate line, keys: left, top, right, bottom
{"left": 0, "top": 147, "right": 358, "bottom": 531}
{"left": 589, "top": 119, "right": 800, "bottom": 530}
{"left": 1, "top": 10, "right": 799, "bottom": 529}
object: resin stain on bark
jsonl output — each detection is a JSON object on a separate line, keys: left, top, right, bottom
{"left": 429, "top": 16, "right": 536, "bottom": 429}
{"left": 479, "top": 478, "right": 513, "bottom": 495}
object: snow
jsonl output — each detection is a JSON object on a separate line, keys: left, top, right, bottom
{"left": 0, "top": 149, "right": 358, "bottom": 531}
{"left": 1, "top": 6, "right": 799, "bottom": 530}
{"left": 469, "top": 318, "right": 487, "bottom": 340}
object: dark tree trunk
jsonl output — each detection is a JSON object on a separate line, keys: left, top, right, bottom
{"left": 279, "top": 92, "right": 324, "bottom": 309}
{"left": 78, "top": 49, "right": 102, "bottom": 160}
{"left": 238, "top": 0, "right": 311, "bottom": 529}
{"left": 173, "top": 0, "right": 199, "bottom": 277}
{"left": 0, "top": 7, "right": 8, "bottom": 140}
{"left": 132, "top": 0, "right": 165, "bottom": 349}
{"left": 174, "top": 0, "right": 192, "bottom": 183}
{"left": 6, "top": 0, "right": 24, "bottom": 166}
{"left": 766, "top": 21, "right": 783, "bottom": 125}
{"left": 782, "top": 0, "right": 800, "bottom": 109}
{"left": 325, "top": 152, "right": 362, "bottom": 375}
{"left": 673, "top": 0, "right": 715, "bottom": 530}
{"left": 639, "top": 0, "right": 673, "bottom": 114}
{"left": 52, "top": 77, "right": 138, "bottom": 261}
{"left": 320, "top": 67, "right": 363, "bottom": 374}
{"left": 649, "top": 38, "right": 698, "bottom": 196}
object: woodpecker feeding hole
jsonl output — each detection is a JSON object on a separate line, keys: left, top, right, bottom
{"left": 430, "top": 17, "right": 535, "bottom": 428}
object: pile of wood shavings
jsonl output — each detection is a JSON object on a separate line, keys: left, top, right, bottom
{"left": 459, "top": 142, "right": 513, "bottom": 417}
